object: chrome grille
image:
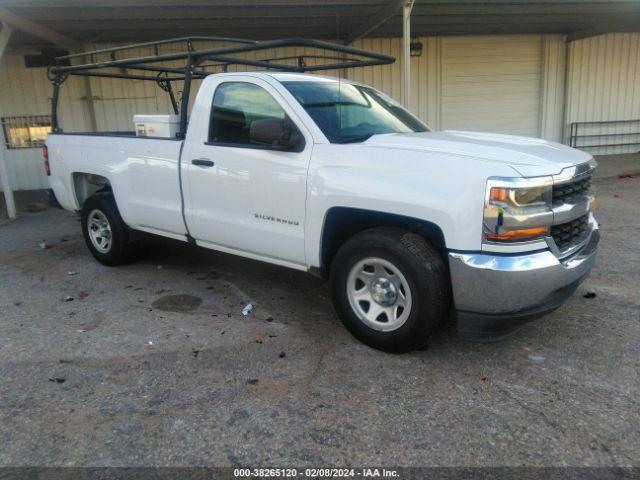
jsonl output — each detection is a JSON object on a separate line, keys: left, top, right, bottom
{"left": 552, "top": 173, "right": 592, "bottom": 206}
{"left": 551, "top": 214, "right": 590, "bottom": 251}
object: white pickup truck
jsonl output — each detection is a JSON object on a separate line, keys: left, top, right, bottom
{"left": 46, "top": 71, "right": 599, "bottom": 352}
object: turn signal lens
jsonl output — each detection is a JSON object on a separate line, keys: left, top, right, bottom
{"left": 485, "top": 226, "right": 549, "bottom": 242}
{"left": 489, "top": 187, "right": 508, "bottom": 202}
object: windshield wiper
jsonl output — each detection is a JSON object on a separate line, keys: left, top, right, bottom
{"left": 335, "top": 133, "right": 375, "bottom": 144}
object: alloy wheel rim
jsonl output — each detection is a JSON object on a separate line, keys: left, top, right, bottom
{"left": 87, "top": 209, "right": 112, "bottom": 254}
{"left": 346, "top": 257, "right": 412, "bottom": 332}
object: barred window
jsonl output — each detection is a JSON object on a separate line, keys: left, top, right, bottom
{"left": 1, "top": 115, "right": 52, "bottom": 149}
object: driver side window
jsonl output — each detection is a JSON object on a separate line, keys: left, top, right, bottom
{"left": 208, "top": 82, "right": 286, "bottom": 146}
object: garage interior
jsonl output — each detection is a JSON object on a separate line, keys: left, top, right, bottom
{"left": 1, "top": 1, "right": 639, "bottom": 217}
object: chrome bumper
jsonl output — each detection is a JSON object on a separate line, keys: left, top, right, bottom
{"left": 448, "top": 226, "right": 599, "bottom": 339}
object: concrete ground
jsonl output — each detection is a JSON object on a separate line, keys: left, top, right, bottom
{"left": 0, "top": 155, "right": 638, "bottom": 468}
{"left": 0, "top": 188, "right": 51, "bottom": 219}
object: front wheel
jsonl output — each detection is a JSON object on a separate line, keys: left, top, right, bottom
{"left": 81, "top": 193, "right": 135, "bottom": 266}
{"left": 330, "top": 227, "right": 451, "bottom": 353}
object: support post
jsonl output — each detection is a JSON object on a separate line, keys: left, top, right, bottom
{"left": 0, "top": 22, "right": 16, "bottom": 219}
{"left": 0, "top": 127, "right": 16, "bottom": 219}
{"left": 402, "top": 0, "right": 414, "bottom": 107}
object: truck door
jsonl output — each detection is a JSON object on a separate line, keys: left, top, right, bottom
{"left": 181, "top": 77, "right": 312, "bottom": 267}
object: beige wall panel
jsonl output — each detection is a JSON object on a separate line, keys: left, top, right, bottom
{"left": 565, "top": 33, "right": 640, "bottom": 154}
{"left": 440, "top": 35, "right": 543, "bottom": 136}
{"left": 0, "top": 50, "right": 89, "bottom": 191}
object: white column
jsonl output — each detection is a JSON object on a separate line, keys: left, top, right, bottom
{"left": 402, "top": 0, "right": 414, "bottom": 107}
{"left": 0, "top": 23, "right": 16, "bottom": 219}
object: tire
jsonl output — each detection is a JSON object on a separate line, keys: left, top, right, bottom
{"left": 330, "top": 227, "right": 451, "bottom": 353}
{"left": 81, "top": 193, "right": 135, "bottom": 266}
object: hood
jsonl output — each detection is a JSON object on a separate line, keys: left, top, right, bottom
{"left": 362, "top": 130, "right": 594, "bottom": 177}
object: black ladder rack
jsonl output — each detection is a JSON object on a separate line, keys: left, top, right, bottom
{"left": 48, "top": 36, "right": 396, "bottom": 138}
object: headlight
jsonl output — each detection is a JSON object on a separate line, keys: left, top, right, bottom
{"left": 483, "top": 177, "right": 553, "bottom": 243}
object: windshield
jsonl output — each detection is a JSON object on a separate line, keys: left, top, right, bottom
{"left": 282, "top": 81, "right": 428, "bottom": 143}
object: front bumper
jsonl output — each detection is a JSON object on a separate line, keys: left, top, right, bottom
{"left": 448, "top": 227, "right": 599, "bottom": 340}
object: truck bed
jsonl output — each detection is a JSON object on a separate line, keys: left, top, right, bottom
{"left": 46, "top": 132, "right": 186, "bottom": 239}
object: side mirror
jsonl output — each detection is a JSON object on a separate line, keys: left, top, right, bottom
{"left": 250, "top": 117, "right": 303, "bottom": 151}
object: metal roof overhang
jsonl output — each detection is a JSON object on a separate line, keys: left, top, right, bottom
{"left": 1, "top": 0, "right": 639, "bottom": 48}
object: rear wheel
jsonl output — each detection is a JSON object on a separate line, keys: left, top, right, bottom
{"left": 81, "top": 193, "right": 135, "bottom": 266}
{"left": 330, "top": 227, "right": 450, "bottom": 353}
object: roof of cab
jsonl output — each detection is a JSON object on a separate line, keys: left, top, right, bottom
{"left": 266, "top": 72, "right": 357, "bottom": 84}
{"left": 208, "top": 70, "right": 360, "bottom": 86}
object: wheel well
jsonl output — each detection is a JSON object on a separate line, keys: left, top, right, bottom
{"left": 319, "top": 207, "right": 447, "bottom": 276}
{"left": 72, "top": 173, "right": 112, "bottom": 208}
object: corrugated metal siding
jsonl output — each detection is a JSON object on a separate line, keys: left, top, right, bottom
{"left": 0, "top": 51, "right": 90, "bottom": 191}
{"left": 440, "top": 35, "right": 543, "bottom": 136}
{"left": 539, "top": 34, "right": 566, "bottom": 143}
{"left": 83, "top": 43, "right": 177, "bottom": 132}
{"left": 565, "top": 32, "right": 640, "bottom": 154}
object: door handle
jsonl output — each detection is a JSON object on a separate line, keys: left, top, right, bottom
{"left": 191, "top": 158, "right": 215, "bottom": 167}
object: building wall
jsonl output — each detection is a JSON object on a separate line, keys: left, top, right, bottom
{"left": 1, "top": 32, "right": 638, "bottom": 192}
{"left": 565, "top": 32, "right": 640, "bottom": 154}
{"left": 539, "top": 34, "right": 567, "bottom": 143}
{"left": 0, "top": 51, "right": 91, "bottom": 190}
{"left": 439, "top": 35, "right": 543, "bottom": 137}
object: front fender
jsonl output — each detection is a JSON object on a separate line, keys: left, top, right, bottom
{"left": 304, "top": 144, "right": 519, "bottom": 268}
